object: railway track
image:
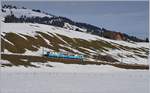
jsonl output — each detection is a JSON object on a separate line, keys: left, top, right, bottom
{"left": 1, "top": 53, "right": 149, "bottom": 70}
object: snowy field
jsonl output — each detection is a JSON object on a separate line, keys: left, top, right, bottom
{"left": 0, "top": 70, "right": 149, "bottom": 93}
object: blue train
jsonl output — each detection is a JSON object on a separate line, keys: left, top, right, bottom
{"left": 44, "top": 51, "right": 83, "bottom": 60}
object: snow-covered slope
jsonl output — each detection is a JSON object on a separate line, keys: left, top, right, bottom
{"left": 2, "top": 8, "right": 52, "bottom": 18}
{"left": 63, "top": 22, "right": 87, "bottom": 32}
{"left": 1, "top": 7, "right": 88, "bottom": 32}
{"left": 1, "top": 22, "right": 148, "bottom": 48}
{"left": 1, "top": 22, "right": 149, "bottom": 66}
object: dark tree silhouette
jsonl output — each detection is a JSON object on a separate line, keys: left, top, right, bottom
{"left": 145, "top": 38, "right": 149, "bottom": 42}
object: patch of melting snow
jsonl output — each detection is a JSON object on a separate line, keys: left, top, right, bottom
{"left": 0, "top": 60, "right": 11, "bottom": 64}
{"left": 3, "top": 38, "right": 15, "bottom": 46}
{"left": 16, "top": 33, "right": 28, "bottom": 40}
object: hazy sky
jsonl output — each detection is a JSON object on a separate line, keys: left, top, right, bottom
{"left": 2, "top": 1, "right": 149, "bottom": 39}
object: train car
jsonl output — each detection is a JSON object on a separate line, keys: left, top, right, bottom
{"left": 44, "top": 51, "right": 83, "bottom": 60}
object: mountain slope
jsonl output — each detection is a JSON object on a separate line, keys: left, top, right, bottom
{"left": 1, "top": 22, "right": 149, "bottom": 68}
{"left": 2, "top": 4, "right": 148, "bottom": 42}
